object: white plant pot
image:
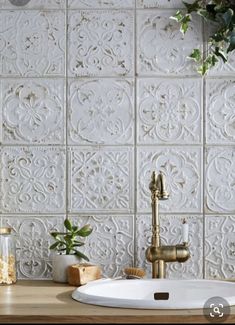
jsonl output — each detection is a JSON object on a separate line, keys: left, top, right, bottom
{"left": 51, "top": 254, "right": 80, "bottom": 283}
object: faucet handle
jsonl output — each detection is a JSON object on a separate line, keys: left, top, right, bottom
{"left": 182, "top": 218, "right": 189, "bottom": 244}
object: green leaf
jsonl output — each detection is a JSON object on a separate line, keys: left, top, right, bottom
{"left": 197, "top": 64, "right": 207, "bottom": 75}
{"left": 197, "top": 54, "right": 219, "bottom": 75}
{"left": 206, "top": 4, "right": 217, "bottom": 15}
{"left": 211, "top": 54, "right": 219, "bottom": 66}
{"left": 210, "top": 32, "right": 226, "bottom": 43}
{"left": 49, "top": 242, "right": 60, "bottom": 250}
{"left": 75, "top": 224, "right": 93, "bottom": 237}
{"left": 72, "top": 226, "right": 78, "bottom": 232}
{"left": 180, "top": 14, "right": 191, "bottom": 34}
{"left": 74, "top": 250, "right": 90, "bottom": 262}
{"left": 72, "top": 243, "right": 85, "bottom": 248}
{"left": 50, "top": 232, "right": 59, "bottom": 238}
{"left": 197, "top": 9, "right": 211, "bottom": 20}
{"left": 182, "top": 0, "right": 202, "bottom": 13}
{"left": 64, "top": 235, "right": 73, "bottom": 242}
{"left": 64, "top": 219, "right": 72, "bottom": 231}
{"left": 170, "top": 10, "right": 184, "bottom": 22}
{"left": 222, "top": 8, "right": 234, "bottom": 26}
{"left": 188, "top": 48, "right": 202, "bottom": 62}
{"left": 228, "top": 30, "right": 235, "bottom": 52}
{"left": 74, "top": 240, "right": 85, "bottom": 245}
{"left": 214, "top": 47, "right": 228, "bottom": 62}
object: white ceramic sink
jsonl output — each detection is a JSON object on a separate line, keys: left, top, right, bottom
{"left": 72, "top": 278, "right": 235, "bottom": 309}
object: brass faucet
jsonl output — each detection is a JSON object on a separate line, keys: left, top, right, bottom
{"left": 146, "top": 171, "right": 190, "bottom": 279}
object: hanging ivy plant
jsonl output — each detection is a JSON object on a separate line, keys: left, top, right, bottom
{"left": 171, "top": 0, "right": 235, "bottom": 75}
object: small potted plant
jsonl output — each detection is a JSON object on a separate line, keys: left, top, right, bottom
{"left": 50, "top": 218, "right": 93, "bottom": 283}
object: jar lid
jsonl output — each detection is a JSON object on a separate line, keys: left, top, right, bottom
{"left": 0, "top": 227, "right": 12, "bottom": 234}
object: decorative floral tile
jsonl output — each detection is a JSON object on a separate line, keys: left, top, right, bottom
{"left": 70, "top": 215, "right": 134, "bottom": 278}
{"left": 205, "top": 147, "right": 235, "bottom": 213}
{"left": 137, "top": 10, "right": 202, "bottom": 76}
{"left": 68, "top": 10, "right": 134, "bottom": 77}
{"left": 205, "top": 215, "right": 235, "bottom": 280}
{"left": 137, "top": 147, "right": 202, "bottom": 213}
{"left": 137, "top": 0, "right": 194, "bottom": 8}
{"left": 0, "top": 10, "right": 65, "bottom": 76}
{"left": 2, "top": 79, "right": 65, "bottom": 144}
{"left": 1, "top": 215, "right": 65, "bottom": 279}
{"left": 206, "top": 79, "right": 235, "bottom": 144}
{"left": 0, "top": 147, "right": 66, "bottom": 213}
{"left": 68, "top": 0, "right": 134, "bottom": 8}
{"left": 68, "top": 79, "right": 134, "bottom": 145}
{"left": 69, "top": 147, "right": 134, "bottom": 213}
{"left": 208, "top": 53, "right": 235, "bottom": 76}
{"left": 136, "top": 214, "right": 203, "bottom": 279}
{"left": 0, "top": 0, "right": 65, "bottom": 9}
{"left": 137, "top": 78, "right": 202, "bottom": 144}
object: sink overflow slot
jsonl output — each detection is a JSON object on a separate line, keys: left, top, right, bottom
{"left": 154, "top": 292, "right": 169, "bottom": 300}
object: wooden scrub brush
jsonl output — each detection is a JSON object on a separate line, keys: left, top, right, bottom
{"left": 123, "top": 267, "right": 146, "bottom": 279}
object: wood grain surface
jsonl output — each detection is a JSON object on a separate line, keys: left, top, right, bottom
{"left": 0, "top": 281, "right": 234, "bottom": 324}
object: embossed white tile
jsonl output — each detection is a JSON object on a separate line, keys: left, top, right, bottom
{"left": 0, "top": 147, "right": 66, "bottom": 213}
{"left": 205, "top": 147, "right": 235, "bottom": 213}
{"left": 0, "top": 10, "right": 65, "bottom": 76}
{"left": 205, "top": 215, "right": 235, "bottom": 280}
{"left": 136, "top": 215, "right": 203, "bottom": 279}
{"left": 68, "top": 0, "right": 134, "bottom": 8}
{"left": 69, "top": 147, "right": 134, "bottom": 213}
{"left": 137, "top": 0, "right": 194, "bottom": 8}
{"left": 68, "top": 79, "right": 134, "bottom": 145}
{"left": 2, "top": 79, "right": 65, "bottom": 144}
{"left": 206, "top": 79, "right": 235, "bottom": 144}
{"left": 70, "top": 215, "right": 134, "bottom": 278}
{"left": 1, "top": 215, "right": 65, "bottom": 279}
{"left": 0, "top": 0, "right": 66, "bottom": 9}
{"left": 68, "top": 10, "right": 134, "bottom": 77}
{"left": 137, "top": 147, "right": 202, "bottom": 213}
{"left": 208, "top": 52, "right": 235, "bottom": 76}
{"left": 137, "top": 78, "right": 202, "bottom": 144}
{"left": 137, "top": 10, "right": 202, "bottom": 76}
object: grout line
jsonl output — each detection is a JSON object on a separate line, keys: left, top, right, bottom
{"left": 202, "top": 16, "right": 206, "bottom": 280}
{"left": 0, "top": 74, "right": 234, "bottom": 79}
{"left": 2, "top": 143, "right": 235, "bottom": 147}
{"left": 0, "top": 8, "right": 182, "bottom": 12}
{"left": 0, "top": 7, "right": 190, "bottom": 11}
{"left": 65, "top": 0, "right": 69, "bottom": 223}
{"left": 1, "top": 143, "right": 235, "bottom": 147}
{"left": 133, "top": 0, "right": 137, "bottom": 269}
{"left": 0, "top": 8, "right": 66, "bottom": 11}
{"left": 0, "top": 211, "right": 205, "bottom": 215}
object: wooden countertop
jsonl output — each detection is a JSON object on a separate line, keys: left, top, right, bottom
{"left": 0, "top": 281, "right": 234, "bottom": 324}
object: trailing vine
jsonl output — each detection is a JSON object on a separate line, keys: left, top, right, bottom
{"left": 171, "top": 0, "right": 235, "bottom": 75}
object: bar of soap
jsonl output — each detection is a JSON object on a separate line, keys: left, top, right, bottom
{"left": 68, "top": 263, "right": 102, "bottom": 286}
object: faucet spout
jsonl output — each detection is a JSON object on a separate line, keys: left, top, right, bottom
{"left": 156, "top": 172, "right": 169, "bottom": 200}
{"left": 146, "top": 171, "right": 190, "bottom": 279}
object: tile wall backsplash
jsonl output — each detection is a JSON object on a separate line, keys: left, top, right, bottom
{"left": 0, "top": 0, "right": 234, "bottom": 280}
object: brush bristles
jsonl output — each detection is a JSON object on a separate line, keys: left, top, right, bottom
{"left": 123, "top": 267, "right": 146, "bottom": 278}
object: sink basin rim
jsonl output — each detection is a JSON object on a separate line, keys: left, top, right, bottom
{"left": 72, "top": 278, "right": 235, "bottom": 310}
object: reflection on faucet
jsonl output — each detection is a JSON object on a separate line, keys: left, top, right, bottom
{"left": 146, "top": 171, "right": 190, "bottom": 279}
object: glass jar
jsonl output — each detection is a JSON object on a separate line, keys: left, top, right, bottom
{"left": 0, "top": 227, "right": 17, "bottom": 285}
